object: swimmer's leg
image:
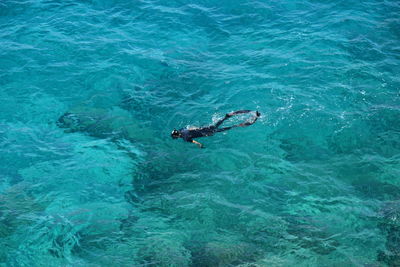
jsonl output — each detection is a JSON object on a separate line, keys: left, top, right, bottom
{"left": 213, "top": 110, "right": 251, "bottom": 129}
{"left": 237, "top": 111, "right": 260, "bottom": 126}
{"left": 215, "top": 110, "right": 260, "bottom": 132}
{"left": 214, "top": 113, "right": 231, "bottom": 128}
{"left": 227, "top": 110, "right": 252, "bottom": 116}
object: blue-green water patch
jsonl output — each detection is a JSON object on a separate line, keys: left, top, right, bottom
{"left": 1, "top": 0, "right": 400, "bottom": 266}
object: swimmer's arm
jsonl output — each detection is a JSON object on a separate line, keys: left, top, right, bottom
{"left": 192, "top": 140, "right": 204, "bottom": 148}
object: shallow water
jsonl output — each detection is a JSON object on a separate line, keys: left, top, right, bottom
{"left": 1, "top": 0, "right": 399, "bottom": 266}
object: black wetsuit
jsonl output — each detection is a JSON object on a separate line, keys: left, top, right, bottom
{"left": 179, "top": 110, "right": 259, "bottom": 142}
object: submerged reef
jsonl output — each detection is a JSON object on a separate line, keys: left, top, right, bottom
{"left": 0, "top": 183, "right": 49, "bottom": 262}
{"left": 57, "top": 106, "right": 155, "bottom": 143}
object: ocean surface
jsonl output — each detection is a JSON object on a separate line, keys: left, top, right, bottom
{"left": 1, "top": 0, "right": 399, "bottom": 266}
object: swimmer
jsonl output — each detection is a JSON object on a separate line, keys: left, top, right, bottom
{"left": 171, "top": 110, "right": 260, "bottom": 148}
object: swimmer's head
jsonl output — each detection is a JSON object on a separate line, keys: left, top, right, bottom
{"left": 171, "top": 129, "right": 180, "bottom": 139}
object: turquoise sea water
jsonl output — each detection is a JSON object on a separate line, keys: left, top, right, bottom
{"left": 1, "top": 0, "right": 400, "bottom": 266}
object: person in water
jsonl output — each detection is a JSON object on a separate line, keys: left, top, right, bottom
{"left": 171, "top": 110, "right": 260, "bottom": 148}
